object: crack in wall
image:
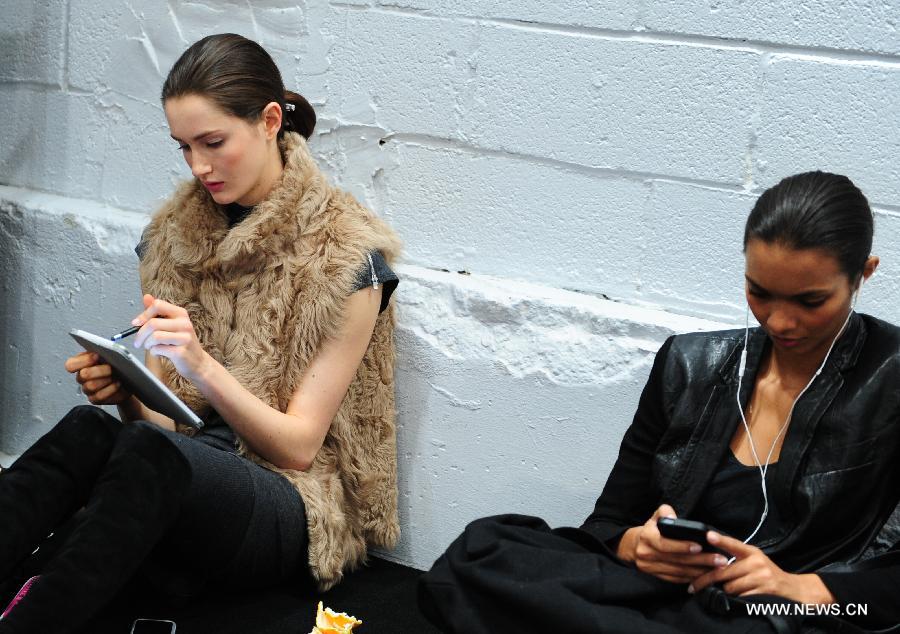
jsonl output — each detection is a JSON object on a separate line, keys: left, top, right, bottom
{"left": 167, "top": 0, "right": 186, "bottom": 43}
{"left": 428, "top": 383, "right": 483, "bottom": 410}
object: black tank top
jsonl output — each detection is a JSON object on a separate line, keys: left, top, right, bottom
{"left": 691, "top": 450, "right": 784, "bottom": 545}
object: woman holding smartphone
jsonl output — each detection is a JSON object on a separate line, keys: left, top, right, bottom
{"left": 420, "top": 171, "right": 900, "bottom": 633}
{"left": 0, "top": 33, "right": 400, "bottom": 633}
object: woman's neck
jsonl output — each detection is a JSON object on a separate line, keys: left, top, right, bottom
{"left": 236, "top": 141, "right": 284, "bottom": 206}
{"left": 765, "top": 348, "right": 824, "bottom": 393}
{"left": 765, "top": 322, "right": 849, "bottom": 391}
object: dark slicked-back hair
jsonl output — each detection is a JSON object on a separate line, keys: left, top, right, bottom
{"left": 744, "top": 171, "right": 873, "bottom": 282}
{"left": 162, "top": 33, "right": 315, "bottom": 139}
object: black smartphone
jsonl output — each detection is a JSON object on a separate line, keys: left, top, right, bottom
{"left": 657, "top": 517, "right": 731, "bottom": 557}
{"left": 130, "top": 619, "right": 176, "bottom": 634}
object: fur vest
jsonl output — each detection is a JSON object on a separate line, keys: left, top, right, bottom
{"left": 137, "top": 132, "right": 402, "bottom": 589}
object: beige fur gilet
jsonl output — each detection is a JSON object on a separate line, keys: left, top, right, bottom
{"left": 137, "top": 132, "right": 402, "bottom": 589}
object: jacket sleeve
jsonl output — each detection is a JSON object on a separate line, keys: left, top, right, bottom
{"left": 579, "top": 335, "right": 675, "bottom": 548}
{"left": 818, "top": 557, "right": 900, "bottom": 628}
{"left": 817, "top": 350, "right": 900, "bottom": 631}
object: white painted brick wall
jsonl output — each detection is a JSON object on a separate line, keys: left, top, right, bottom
{"left": 381, "top": 142, "right": 652, "bottom": 299}
{"left": 463, "top": 26, "right": 760, "bottom": 183}
{"left": 642, "top": 2, "right": 900, "bottom": 56}
{"left": 2, "top": 0, "right": 900, "bottom": 570}
{"left": 757, "top": 56, "right": 900, "bottom": 203}
{"left": 0, "top": 0, "right": 66, "bottom": 85}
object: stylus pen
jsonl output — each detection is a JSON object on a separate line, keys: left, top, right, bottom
{"left": 110, "top": 325, "right": 140, "bottom": 342}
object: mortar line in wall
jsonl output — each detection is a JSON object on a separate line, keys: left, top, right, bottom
{"left": 0, "top": 184, "right": 150, "bottom": 217}
{"left": 382, "top": 131, "right": 750, "bottom": 193}
{"left": 61, "top": 0, "right": 72, "bottom": 90}
{"left": 0, "top": 80, "right": 86, "bottom": 94}
{"left": 330, "top": 1, "right": 378, "bottom": 10}
{"left": 742, "top": 52, "right": 769, "bottom": 193}
{"left": 873, "top": 205, "right": 900, "bottom": 217}
{"left": 633, "top": 179, "right": 655, "bottom": 297}
{"left": 393, "top": 128, "right": 900, "bottom": 208}
{"left": 632, "top": 0, "right": 649, "bottom": 31}
{"left": 246, "top": 0, "right": 260, "bottom": 40}
{"left": 333, "top": 3, "right": 900, "bottom": 66}
{"left": 481, "top": 19, "right": 900, "bottom": 66}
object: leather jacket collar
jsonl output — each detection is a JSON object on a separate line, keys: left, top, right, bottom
{"left": 654, "top": 313, "right": 899, "bottom": 571}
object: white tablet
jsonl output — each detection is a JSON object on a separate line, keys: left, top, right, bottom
{"left": 69, "top": 329, "right": 204, "bottom": 429}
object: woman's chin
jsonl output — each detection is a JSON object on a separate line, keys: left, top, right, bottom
{"left": 208, "top": 190, "right": 234, "bottom": 205}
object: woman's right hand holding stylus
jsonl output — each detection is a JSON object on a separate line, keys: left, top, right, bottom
{"left": 616, "top": 504, "right": 728, "bottom": 584}
{"left": 64, "top": 351, "right": 132, "bottom": 406}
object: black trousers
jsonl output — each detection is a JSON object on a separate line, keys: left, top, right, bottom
{"left": 0, "top": 405, "right": 309, "bottom": 623}
{"left": 418, "top": 514, "right": 811, "bottom": 634}
{"left": 134, "top": 414, "right": 311, "bottom": 593}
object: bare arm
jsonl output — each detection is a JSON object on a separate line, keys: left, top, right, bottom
{"left": 131, "top": 288, "right": 382, "bottom": 470}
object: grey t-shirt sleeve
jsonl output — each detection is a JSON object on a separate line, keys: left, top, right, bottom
{"left": 352, "top": 251, "right": 399, "bottom": 313}
{"left": 136, "top": 238, "right": 398, "bottom": 313}
{"left": 134, "top": 228, "right": 149, "bottom": 261}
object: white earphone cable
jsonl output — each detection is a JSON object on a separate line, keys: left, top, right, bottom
{"left": 735, "top": 289, "right": 858, "bottom": 547}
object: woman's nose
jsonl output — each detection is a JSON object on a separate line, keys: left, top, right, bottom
{"left": 766, "top": 306, "right": 797, "bottom": 335}
{"left": 188, "top": 150, "right": 212, "bottom": 178}
{"left": 191, "top": 160, "right": 212, "bottom": 178}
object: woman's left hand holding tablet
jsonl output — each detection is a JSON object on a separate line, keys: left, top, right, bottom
{"left": 131, "top": 294, "right": 209, "bottom": 382}
{"left": 689, "top": 531, "right": 836, "bottom": 605}
{"left": 65, "top": 351, "right": 132, "bottom": 405}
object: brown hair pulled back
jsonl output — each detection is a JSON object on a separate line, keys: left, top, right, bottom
{"left": 162, "top": 33, "right": 316, "bottom": 139}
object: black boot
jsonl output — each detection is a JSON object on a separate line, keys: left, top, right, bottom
{"left": 0, "top": 421, "right": 192, "bottom": 633}
{"left": 0, "top": 406, "right": 121, "bottom": 583}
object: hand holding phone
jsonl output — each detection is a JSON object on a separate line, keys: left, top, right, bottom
{"left": 657, "top": 517, "right": 731, "bottom": 558}
{"left": 618, "top": 505, "right": 731, "bottom": 585}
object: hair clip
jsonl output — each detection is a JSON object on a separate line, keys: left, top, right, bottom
{"left": 285, "top": 103, "right": 296, "bottom": 111}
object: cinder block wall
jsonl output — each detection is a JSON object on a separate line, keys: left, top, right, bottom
{"left": 2, "top": 1, "right": 899, "bottom": 569}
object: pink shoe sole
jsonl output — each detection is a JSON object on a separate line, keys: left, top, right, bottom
{"left": 0, "top": 575, "right": 39, "bottom": 621}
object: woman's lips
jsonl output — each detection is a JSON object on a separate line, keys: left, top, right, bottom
{"left": 771, "top": 335, "right": 801, "bottom": 348}
{"left": 203, "top": 181, "right": 225, "bottom": 193}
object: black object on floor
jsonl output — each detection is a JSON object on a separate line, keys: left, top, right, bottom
{"left": 77, "top": 557, "right": 440, "bottom": 634}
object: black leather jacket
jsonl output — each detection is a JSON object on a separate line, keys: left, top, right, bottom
{"left": 581, "top": 313, "right": 900, "bottom": 624}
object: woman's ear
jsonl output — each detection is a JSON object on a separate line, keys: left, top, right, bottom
{"left": 260, "top": 101, "right": 283, "bottom": 140}
{"left": 854, "top": 255, "right": 880, "bottom": 306}
{"left": 862, "top": 255, "right": 880, "bottom": 283}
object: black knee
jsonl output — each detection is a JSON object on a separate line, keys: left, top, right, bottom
{"left": 55, "top": 405, "right": 121, "bottom": 444}
{"left": 8, "top": 406, "right": 122, "bottom": 503}
{"left": 28, "top": 405, "right": 121, "bottom": 465}
{"left": 111, "top": 422, "right": 192, "bottom": 487}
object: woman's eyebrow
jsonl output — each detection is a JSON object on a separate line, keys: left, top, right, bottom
{"left": 169, "top": 130, "right": 222, "bottom": 143}
{"left": 745, "top": 276, "right": 831, "bottom": 299}
{"left": 745, "top": 276, "right": 772, "bottom": 293}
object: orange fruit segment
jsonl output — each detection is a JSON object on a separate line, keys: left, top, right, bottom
{"left": 309, "top": 601, "right": 363, "bottom": 633}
